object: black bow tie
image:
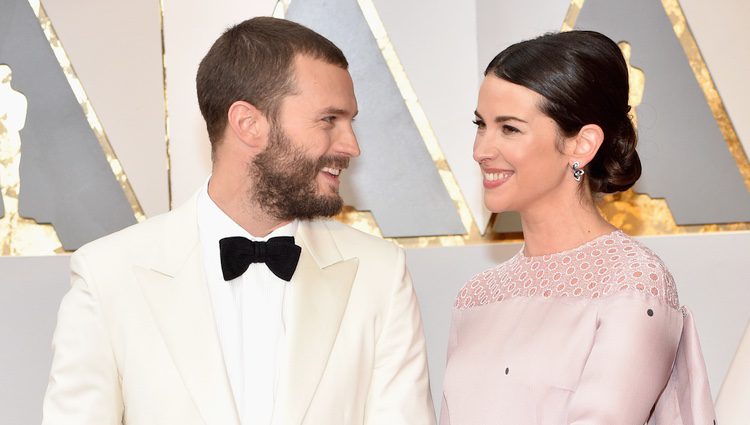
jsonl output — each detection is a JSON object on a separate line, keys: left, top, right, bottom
{"left": 219, "top": 236, "right": 301, "bottom": 282}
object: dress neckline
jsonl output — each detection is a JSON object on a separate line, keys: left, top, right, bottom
{"left": 519, "top": 229, "right": 624, "bottom": 260}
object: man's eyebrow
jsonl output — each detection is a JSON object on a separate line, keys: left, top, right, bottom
{"left": 473, "top": 110, "right": 527, "bottom": 124}
{"left": 321, "top": 107, "right": 358, "bottom": 118}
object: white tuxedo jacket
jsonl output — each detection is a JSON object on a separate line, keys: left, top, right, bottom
{"left": 42, "top": 195, "right": 436, "bottom": 425}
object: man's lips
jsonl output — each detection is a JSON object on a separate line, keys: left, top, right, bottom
{"left": 321, "top": 166, "right": 341, "bottom": 177}
{"left": 319, "top": 167, "right": 344, "bottom": 188}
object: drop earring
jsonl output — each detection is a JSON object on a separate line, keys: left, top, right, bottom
{"left": 571, "top": 161, "right": 585, "bottom": 182}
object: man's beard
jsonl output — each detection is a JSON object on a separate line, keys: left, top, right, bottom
{"left": 249, "top": 122, "right": 349, "bottom": 221}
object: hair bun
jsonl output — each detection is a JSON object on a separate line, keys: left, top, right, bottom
{"left": 587, "top": 116, "right": 641, "bottom": 194}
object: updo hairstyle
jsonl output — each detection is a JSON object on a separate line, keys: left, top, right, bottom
{"left": 485, "top": 30, "right": 641, "bottom": 194}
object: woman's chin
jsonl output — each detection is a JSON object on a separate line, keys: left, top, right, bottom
{"left": 484, "top": 196, "right": 515, "bottom": 214}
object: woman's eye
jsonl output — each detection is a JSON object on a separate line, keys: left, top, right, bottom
{"left": 472, "top": 119, "right": 485, "bottom": 129}
{"left": 502, "top": 125, "right": 520, "bottom": 134}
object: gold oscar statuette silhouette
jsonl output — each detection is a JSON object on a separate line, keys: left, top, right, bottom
{"left": 0, "top": 64, "right": 63, "bottom": 255}
{"left": 618, "top": 41, "right": 645, "bottom": 129}
{"left": 601, "top": 43, "right": 695, "bottom": 235}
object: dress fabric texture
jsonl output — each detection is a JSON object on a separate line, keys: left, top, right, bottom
{"left": 440, "top": 230, "right": 716, "bottom": 425}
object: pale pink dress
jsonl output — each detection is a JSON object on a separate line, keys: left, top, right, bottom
{"left": 440, "top": 230, "right": 716, "bottom": 425}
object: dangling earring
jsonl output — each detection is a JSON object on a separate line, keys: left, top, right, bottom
{"left": 571, "top": 161, "right": 585, "bottom": 182}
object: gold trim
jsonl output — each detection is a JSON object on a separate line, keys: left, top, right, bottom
{"left": 334, "top": 207, "right": 382, "bottom": 237}
{"left": 36, "top": 3, "right": 146, "bottom": 222}
{"left": 274, "top": 0, "right": 486, "bottom": 247}
{"left": 159, "top": 0, "right": 173, "bottom": 210}
{"left": 599, "top": 189, "right": 750, "bottom": 236}
{"left": 561, "top": 0, "right": 585, "bottom": 32}
{"left": 662, "top": 0, "right": 750, "bottom": 193}
{"left": 356, "top": 0, "right": 481, "bottom": 246}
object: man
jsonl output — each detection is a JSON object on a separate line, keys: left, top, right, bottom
{"left": 42, "top": 17, "right": 435, "bottom": 425}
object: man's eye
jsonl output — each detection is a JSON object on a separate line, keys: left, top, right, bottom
{"left": 323, "top": 116, "right": 336, "bottom": 124}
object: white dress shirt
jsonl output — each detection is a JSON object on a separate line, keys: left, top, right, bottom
{"left": 197, "top": 182, "right": 297, "bottom": 425}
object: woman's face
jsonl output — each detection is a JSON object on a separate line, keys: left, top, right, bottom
{"left": 473, "top": 75, "right": 571, "bottom": 214}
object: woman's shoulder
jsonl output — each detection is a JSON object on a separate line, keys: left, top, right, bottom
{"left": 554, "top": 230, "right": 680, "bottom": 309}
{"left": 607, "top": 232, "right": 680, "bottom": 308}
{"left": 454, "top": 253, "right": 521, "bottom": 310}
{"left": 453, "top": 230, "right": 680, "bottom": 311}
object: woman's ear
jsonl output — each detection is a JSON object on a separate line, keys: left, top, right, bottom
{"left": 568, "top": 124, "right": 604, "bottom": 167}
{"left": 226, "top": 100, "right": 269, "bottom": 149}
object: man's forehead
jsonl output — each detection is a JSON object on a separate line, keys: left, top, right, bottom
{"left": 292, "top": 54, "right": 350, "bottom": 83}
{"left": 286, "top": 55, "right": 357, "bottom": 114}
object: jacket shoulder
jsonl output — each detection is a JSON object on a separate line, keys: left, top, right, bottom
{"left": 72, "top": 209, "right": 178, "bottom": 266}
{"left": 319, "top": 219, "right": 399, "bottom": 255}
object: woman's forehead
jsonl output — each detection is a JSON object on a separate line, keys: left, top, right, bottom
{"left": 477, "top": 76, "right": 546, "bottom": 120}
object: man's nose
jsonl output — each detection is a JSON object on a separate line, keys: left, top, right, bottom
{"left": 336, "top": 128, "right": 361, "bottom": 158}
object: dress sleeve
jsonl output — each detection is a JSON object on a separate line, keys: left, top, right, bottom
{"left": 566, "top": 291, "right": 682, "bottom": 425}
{"left": 650, "top": 307, "right": 716, "bottom": 425}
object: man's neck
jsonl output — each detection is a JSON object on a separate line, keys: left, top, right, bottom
{"left": 207, "top": 174, "right": 290, "bottom": 238}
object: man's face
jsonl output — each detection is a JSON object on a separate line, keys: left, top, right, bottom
{"left": 250, "top": 55, "right": 360, "bottom": 220}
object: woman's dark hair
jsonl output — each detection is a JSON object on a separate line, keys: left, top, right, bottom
{"left": 485, "top": 30, "right": 641, "bottom": 194}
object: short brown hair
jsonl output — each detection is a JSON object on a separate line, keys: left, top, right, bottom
{"left": 196, "top": 17, "right": 348, "bottom": 146}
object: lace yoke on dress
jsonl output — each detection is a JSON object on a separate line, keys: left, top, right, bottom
{"left": 456, "top": 230, "right": 680, "bottom": 311}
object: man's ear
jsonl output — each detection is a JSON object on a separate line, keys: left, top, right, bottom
{"left": 226, "top": 100, "right": 269, "bottom": 149}
{"left": 567, "top": 124, "right": 604, "bottom": 167}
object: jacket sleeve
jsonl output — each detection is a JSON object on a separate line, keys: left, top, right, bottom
{"left": 566, "top": 292, "right": 682, "bottom": 425}
{"left": 364, "top": 247, "right": 436, "bottom": 425}
{"left": 438, "top": 308, "right": 460, "bottom": 425}
{"left": 42, "top": 251, "right": 123, "bottom": 425}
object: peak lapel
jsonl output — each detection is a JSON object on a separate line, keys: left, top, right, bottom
{"left": 280, "top": 221, "right": 359, "bottom": 425}
{"left": 135, "top": 194, "right": 240, "bottom": 425}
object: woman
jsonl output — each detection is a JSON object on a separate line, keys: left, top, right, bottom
{"left": 440, "top": 31, "right": 715, "bottom": 424}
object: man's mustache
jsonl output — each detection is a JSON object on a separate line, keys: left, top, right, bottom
{"left": 317, "top": 155, "right": 350, "bottom": 171}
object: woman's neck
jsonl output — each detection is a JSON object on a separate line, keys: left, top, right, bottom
{"left": 518, "top": 194, "right": 615, "bottom": 257}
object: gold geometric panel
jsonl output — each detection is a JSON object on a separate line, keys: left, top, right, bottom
{"left": 0, "top": 1, "right": 144, "bottom": 256}
{"left": 563, "top": 0, "right": 750, "bottom": 237}
{"left": 273, "top": 0, "right": 749, "bottom": 247}
{"left": 275, "top": 0, "right": 485, "bottom": 248}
